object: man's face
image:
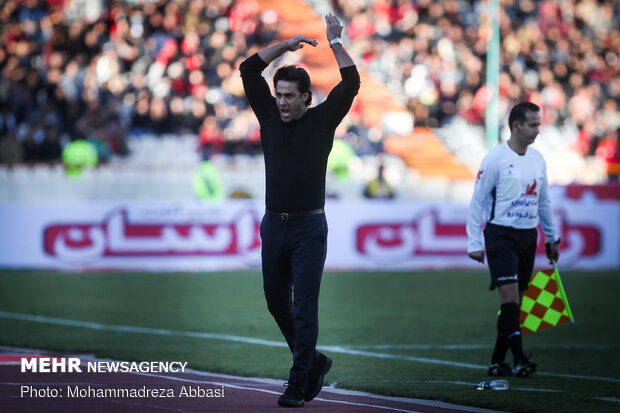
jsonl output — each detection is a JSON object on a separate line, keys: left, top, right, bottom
{"left": 275, "top": 80, "right": 308, "bottom": 123}
{"left": 513, "top": 110, "right": 541, "bottom": 146}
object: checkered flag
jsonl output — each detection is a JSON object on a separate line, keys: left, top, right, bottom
{"left": 520, "top": 267, "right": 575, "bottom": 335}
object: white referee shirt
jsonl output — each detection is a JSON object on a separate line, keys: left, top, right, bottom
{"left": 467, "top": 141, "right": 559, "bottom": 253}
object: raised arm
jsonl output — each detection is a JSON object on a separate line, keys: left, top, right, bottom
{"left": 317, "top": 14, "right": 360, "bottom": 129}
{"left": 257, "top": 35, "right": 318, "bottom": 65}
{"left": 325, "top": 13, "right": 355, "bottom": 69}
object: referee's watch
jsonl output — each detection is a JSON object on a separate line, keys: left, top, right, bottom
{"left": 329, "top": 37, "right": 342, "bottom": 47}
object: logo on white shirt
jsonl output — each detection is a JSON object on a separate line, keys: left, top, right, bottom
{"left": 521, "top": 179, "right": 538, "bottom": 197}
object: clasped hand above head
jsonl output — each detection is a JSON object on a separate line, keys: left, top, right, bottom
{"left": 325, "top": 13, "right": 343, "bottom": 41}
{"left": 284, "top": 35, "right": 317, "bottom": 51}
{"left": 283, "top": 13, "right": 344, "bottom": 51}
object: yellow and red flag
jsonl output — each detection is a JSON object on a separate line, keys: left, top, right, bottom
{"left": 520, "top": 267, "right": 575, "bottom": 335}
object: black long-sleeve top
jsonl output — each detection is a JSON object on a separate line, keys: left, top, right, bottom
{"left": 240, "top": 53, "right": 360, "bottom": 213}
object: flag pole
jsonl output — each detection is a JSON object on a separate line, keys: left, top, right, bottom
{"left": 485, "top": 0, "right": 500, "bottom": 149}
{"left": 552, "top": 264, "right": 575, "bottom": 322}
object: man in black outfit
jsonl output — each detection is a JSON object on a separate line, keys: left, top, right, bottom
{"left": 240, "top": 13, "right": 360, "bottom": 408}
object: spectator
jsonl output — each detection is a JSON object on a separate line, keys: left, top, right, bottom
{"left": 62, "top": 139, "right": 98, "bottom": 177}
{"left": 363, "top": 159, "right": 395, "bottom": 199}
{"left": 192, "top": 160, "right": 225, "bottom": 200}
{"left": 333, "top": 0, "right": 619, "bottom": 165}
{"left": 0, "top": 0, "right": 617, "bottom": 182}
{"left": 0, "top": 130, "right": 23, "bottom": 165}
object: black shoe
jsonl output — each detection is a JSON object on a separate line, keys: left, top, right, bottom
{"left": 488, "top": 362, "right": 514, "bottom": 377}
{"left": 304, "top": 353, "right": 332, "bottom": 402}
{"left": 514, "top": 359, "right": 538, "bottom": 377}
{"left": 277, "top": 381, "right": 304, "bottom": 407}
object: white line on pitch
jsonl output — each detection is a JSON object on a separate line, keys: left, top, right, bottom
{"left": 74, "top": 353, "right": 507, "bottom": 413}
{"left": 353, "top": 344, "right": 617, "bottom": 350}
{"left": 596, "top": 397, "right": 620, "bottom": 403}
{"left": 1, "top": 311, "right": 619, "bottom": 384}
{"left": 423, "top": 380, "right": 562, "bottom": 393}
{"left": 133, "top": 372, "right": 425, "bottom": 413}
{"left": 0, "top": 310, "right": 288, "bottom": 348}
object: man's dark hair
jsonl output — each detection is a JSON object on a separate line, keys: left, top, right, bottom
{"left": 508, "top": 101, "right": 540, "bottom": 132}
{"left": 273, "top": 65, "right": 312, "bottom": 106}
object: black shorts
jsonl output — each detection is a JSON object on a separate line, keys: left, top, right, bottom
{"left": 483, "top": 223, "right": 538, "bottom": 291}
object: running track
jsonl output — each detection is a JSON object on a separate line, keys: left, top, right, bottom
{"left": 0, "top": 347, "right": 504, "bottom": 413}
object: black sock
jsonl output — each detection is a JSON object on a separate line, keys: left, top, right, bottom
{"left": 491, "top": 317, "right": 508, "bottom": 364}
{"left": 499, "top": 302, "right": 526, "bottom": 365}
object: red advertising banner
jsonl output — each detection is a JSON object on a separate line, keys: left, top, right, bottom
{"left": 0, "top": 197, "right": 618, "bottom": 271}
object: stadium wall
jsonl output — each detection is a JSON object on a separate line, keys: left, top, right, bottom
{"left": 0, "top": 192, "right": 618, "bottom": 271}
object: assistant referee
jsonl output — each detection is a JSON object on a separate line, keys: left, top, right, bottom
{"left": 240, "top": 13, "right": 360, "bottom": 407}
{"left": 467, "top": 101, "right": 560, "bottom": 378}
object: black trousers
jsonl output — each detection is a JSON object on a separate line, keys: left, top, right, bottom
{"left": 260, "top": 212, "right": 328, "bottom": 385}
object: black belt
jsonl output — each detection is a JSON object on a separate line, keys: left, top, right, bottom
{"left": 266, "top": 208, "right": 324, "bottom": 221}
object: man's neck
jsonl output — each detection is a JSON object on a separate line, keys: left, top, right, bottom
{"left": 507, "top": 138, "right": 527, "bottom": 155}
{"left": 285, "top": 107, "right": 308, "bottom": 123}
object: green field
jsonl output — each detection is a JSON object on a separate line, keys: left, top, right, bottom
{"left": 1, "top": 270, "right": 618, "bottom": 413}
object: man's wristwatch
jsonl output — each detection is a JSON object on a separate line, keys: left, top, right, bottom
{"left": 329, "top": 37, "right": 342, "bottom": 47}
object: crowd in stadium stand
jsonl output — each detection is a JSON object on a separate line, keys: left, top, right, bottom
{"left": 0, "top": 0, "right": 618, "bottom": 176}
{"left": 331, "top": 0, "right": 620, "bottom": 172}
{"left": 0, "top": 0, "right": 272, "bottom": 164}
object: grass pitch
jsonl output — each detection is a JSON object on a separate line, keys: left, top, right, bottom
{"left": 0, "top": 269, "right": 618, "bottom": 413}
